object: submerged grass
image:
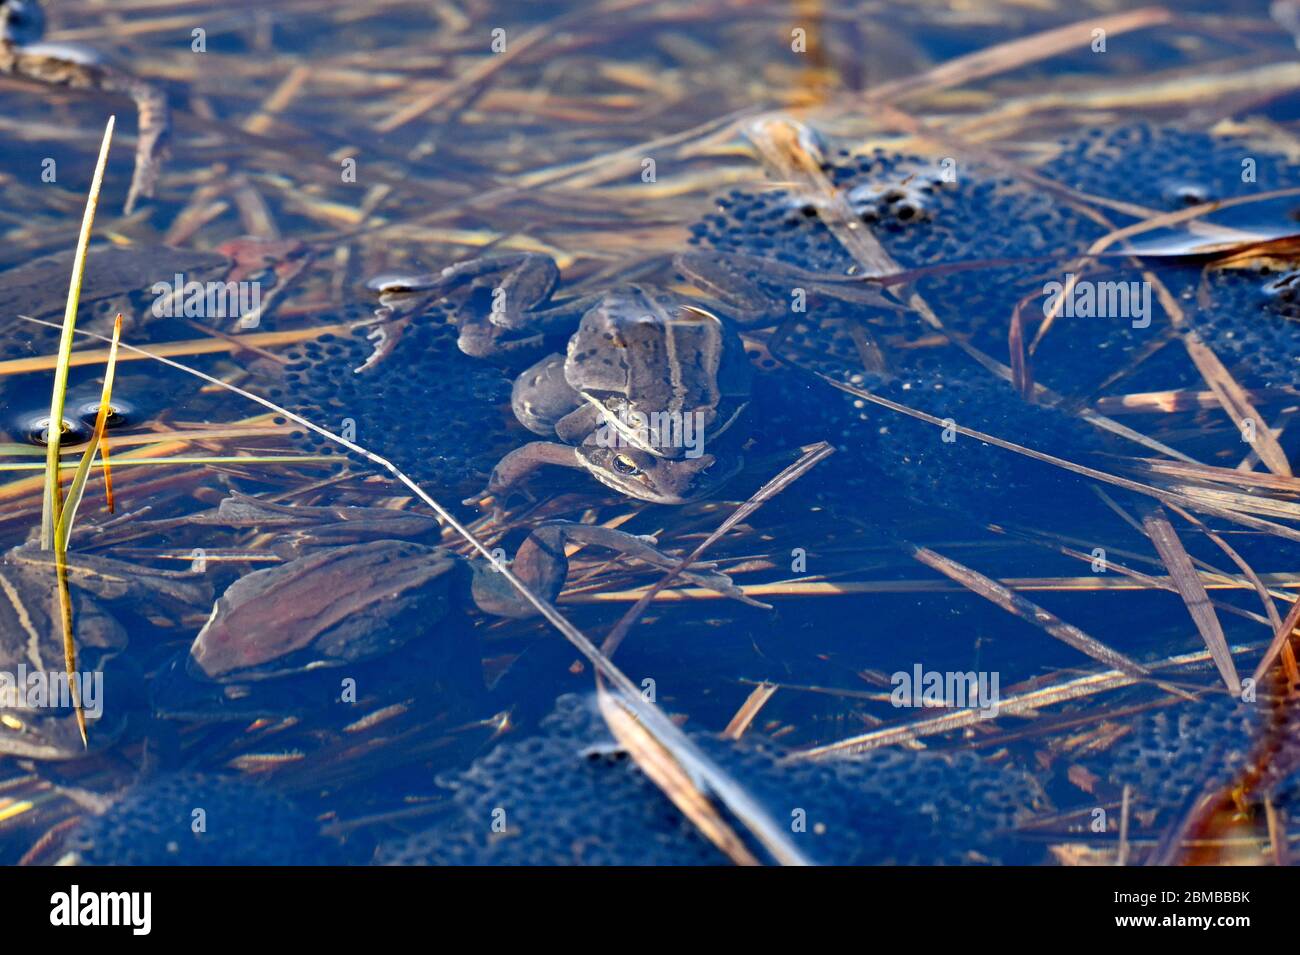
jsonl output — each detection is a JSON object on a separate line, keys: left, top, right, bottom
{"left": 39, "top": 116, "right": 115, "bottom": 550}
{"left": 35, "top": 116, "right": 117, "bottom": 748}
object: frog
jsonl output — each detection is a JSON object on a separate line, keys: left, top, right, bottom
{"left": 0, "top": 545, "right": 211, "bottom": 760}
{"left": 0, "top": 244, "right": 232, "bottom": 347}
{"left": 184, "top": 520, "right": 748, "bottom": 683}
{"left": 486, "top": 286, "right": 755, "bottom": 505}
{"left": 156, "top": 503, "right": 753, "bottom": 718}
{"left": 367, "top": 252, "right": 586, "bottom": 360}
{"left": 368, "top": 251, "right": 895, "bottom": 505}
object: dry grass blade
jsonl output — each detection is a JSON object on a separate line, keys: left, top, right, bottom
{"left": 1118, "top": 457, "right": 1300, "bottom": 494}
{"left": 40, "top": 115, "right": 114, "bottom": 550}
{"left": 1139, "top": 504, "right": 1241, "bottom": 696}
{"left": 746, "top": 118, "right": 894, "bottom": 276}
{"left": 596, "top": 683, "right": 761, "bottom": 866}
{"left": 907, "top": 543, "right": 1151, "bottom": 679}
{"left": 863, "top": 7, "right": 1173, "bottom": 105}
{"left": 24, "top": 317, "right": 812, "bottom": 867}
{"left": 0, "top": 455, "right": 332, "bottom": 473}
{"left": 1176, "top": 323, "right": 1291, "bottom": 477}
{"left": 0, "top": 322, "right": 357, "bottom": 377}
{"left": 722, "top": 683, "right": 778, "bottom": 741}
{"left": 1164, "top": 502, "right": 1287, "bottom": 636}
{"left": 1250, "top": 594, "right": 1300, "bottom": 686}
{"left": 569, "top": 573, "right": 1300, "bottom": 602}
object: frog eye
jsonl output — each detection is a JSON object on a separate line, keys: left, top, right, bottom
{"left": 25, "top": 415, "right": 91, "bottom": 447}
{"left": 75, "top": 398, "right": 134, "bottom": 429}
{"left": 612, "top": 454, "right": 641, "bottom": 476}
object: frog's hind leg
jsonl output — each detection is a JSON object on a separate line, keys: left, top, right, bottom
{"left": 512, "top": 353, "right": 582, "bottom": 435}
{"left": 467, "top": 521, "right": 761, "bottom": 619}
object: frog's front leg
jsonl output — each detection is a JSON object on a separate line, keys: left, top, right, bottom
{"left": 468, "top": 521, "right": 762, "bottom": 618}
{"left": 368, "top": 252, "right": 558, "bottom": 312}
{"left": 6, "top": 544, "right": 212, "bottom": 615}
{"left": 675, "top": 250, "right": 902, "bottom": 327}
{"left": 466, "top": 441, "right": 585, "bottom": 507}
{"left": 368, "top": 252, "right": 561, "bottom": 358}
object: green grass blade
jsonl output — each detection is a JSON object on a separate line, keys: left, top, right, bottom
{"left": 40, "top": 115, "right": 115, "bottom": 549}
{"left": 55, "top": 315, "right": 122, "bottom": 546}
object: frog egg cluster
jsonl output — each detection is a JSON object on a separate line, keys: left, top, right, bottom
{"left": 845, "top": 161, "right": 952, "bottom": 225}
{"left": 375, "top": 693, "right": 1042, "bottom": 865}
{"left": 691, "top": 127, "right": 1300, "bottom": 397}
{"left": 1038, "top": 124, "right": 1300, "bottom": 389}
{"left": 690, "top": 148, "right": 1096, "bottom": 279}
{"left": 1189, "top": 267, "right": 1300, "bottom": 389}
{"left": 1071, "top": 694, "right": 1300, "bottom": 825}
{"left": 857, "top": 373, "right": 1110, "bottom": 525}
{"left": 266, "top": 304, "right": 514, "bottom": 493}
{"left": 752, "top": 361, "right": 1107, "bottom": 527}
{"left": 688, "top": 142, "right": 1147, "bottom": 396}
{"left": 1044, "top": 125, "right": 1291, "bottom": 212}
{"left": 65, "top": 773, "right": 342, "bottom": 865}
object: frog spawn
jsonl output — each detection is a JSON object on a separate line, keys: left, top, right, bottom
{"left": 1044, "top": 124, "right": 1293, "bottom": 213}
{"left": 693, "top": 135, "right": 1210, "bottom": 399}
{"left": 839, "top": 373, "right": 1108, "bottom": 526}
{"left": 13, "top": 394, "right": 137, "bottom": 447}
{"left": 62, "top": 773, "right": 343, "bottom": 865}
{"left": 1043, "top": 123, "right": 1300, "bottom": 392}
{"left": 685, "top": 125, "right": 1300, "bottom": 526}
{"left": 266, "top": 303, "right": 515, "bottom": 494}
{"left": 1071, "top": 694, "right": 1300, "bottom": 833}
{"left": 376, "top": 693, "right": 1043, "bottom": 865}
{"left": 1192, "top": 266, "right": 1300, "bottom": 390}
{"left": 691, "top": 126, "right": 1300, "bottom": 392}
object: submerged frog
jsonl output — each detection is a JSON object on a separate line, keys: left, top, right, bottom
{"left": 0, "top": 546, "right": 210, "bottom": 760}
{"left": 370, "top": 252, "right": 896, "bottom": 505}
{"left": 492, "top": 289, "right": 754, "bottom": 504}
{"left": 0, "top": 243, "right": 231, "bottom": 371}
{"left": 167, "top": 510, "right": 749, "bottom": 707}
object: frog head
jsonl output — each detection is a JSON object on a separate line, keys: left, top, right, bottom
{"left": 575, "top": 445, "right": 739, "bottom": 504}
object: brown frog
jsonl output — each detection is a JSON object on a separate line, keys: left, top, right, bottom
{"left": 0, "top": 546, "right": 210, "bottom": 759}
{"left": 368, "top": 251, "right": 898, "bottom": 505}
{"left": 184, "top": 518, "right": 750, "bottom": 685}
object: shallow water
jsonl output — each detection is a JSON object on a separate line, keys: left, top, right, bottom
{"left": 2, "top": 0, "right": 1300, "bottom": 866}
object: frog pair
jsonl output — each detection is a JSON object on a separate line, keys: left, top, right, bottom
{"left": 369, "top": 251, "right": 899, "bottom": 505}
